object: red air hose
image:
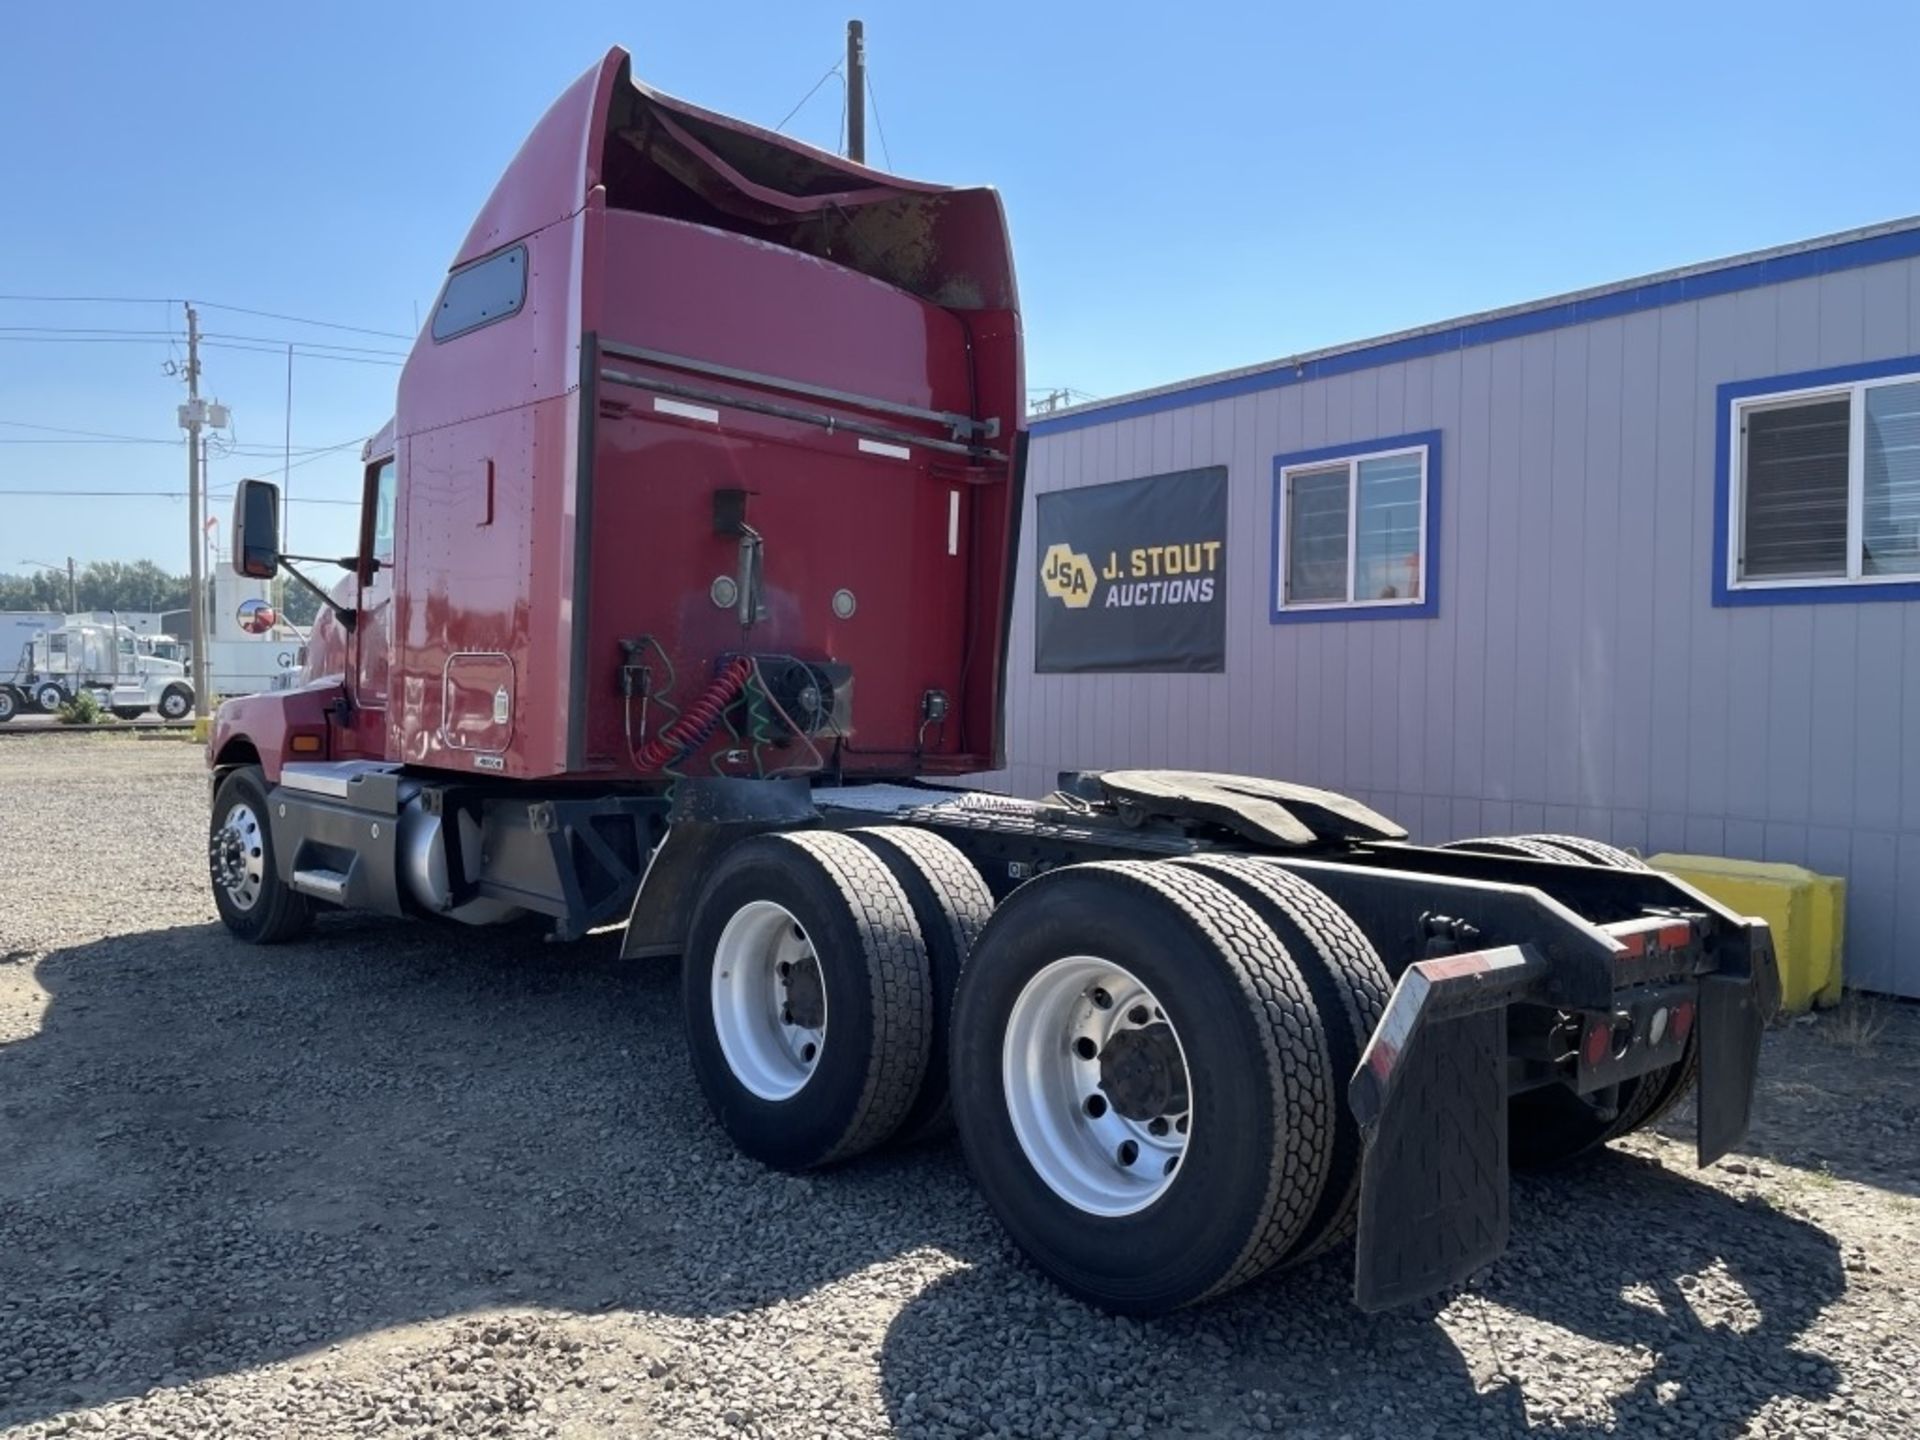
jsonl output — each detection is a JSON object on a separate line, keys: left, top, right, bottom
{"left": 633, "top": 655, "right": 754, "bottom": 773}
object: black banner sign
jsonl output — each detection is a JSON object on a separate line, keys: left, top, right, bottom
{"left": 1034, "top": 467, "right": 1228, "bottom": 674}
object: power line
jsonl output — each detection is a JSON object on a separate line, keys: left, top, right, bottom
{"left": 0, "top": 293, "right": 410, "bottom": 341}
{"left": 0, "top": 487, "right": 357, "bottom": 506}
{"left": 0, "top": 419, "right": 181, "bottom": 445}
{"left": 0, "top": 419, "right": 369, "bottom": 454}
{"left": 200, "top": 339, "right": 403, "bottom": 367}
{"left": 200, "top": 330, "right": 408, "bottom": 358}
{"left": 866, "top": 72, "right": 893, "bottom": 169}
{"left": 0, "top": 326, "right": 177, "bottom": 337}
{"left": 774, "top": 59, "right": 843, "bottom": 133}
{"left": 0, "top": 293, "right": 173, "bottom": 305}
{"left": 196, "top": 302, "right": 411, "bottom": 342}
{"left": 0, "top": 322, "right": 407, "bottom": 361}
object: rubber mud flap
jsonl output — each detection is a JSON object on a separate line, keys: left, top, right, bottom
{"left": 1353, "top": 1008, "right": 1508, "bottom": 1311}
{"left": 1696, "top": 972, "right": 1766, "bottom": 1166}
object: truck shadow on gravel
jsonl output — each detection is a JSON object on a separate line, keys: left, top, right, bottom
{"left": 0, "top": 915, "right": 973, "bottom": 1428}
{"left": 876, "top": 1153, "right": 1849, "bottom": 1438}
{"left": 0, "top": 916, "right": 1849, "bottom": 1437}
{"left": 879, "top": 1159, "right": 1850, "bottom": 1436}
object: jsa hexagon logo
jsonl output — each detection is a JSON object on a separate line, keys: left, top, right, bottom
{"left": 1040, "top": 543, "right": 1097, "bottom": 609}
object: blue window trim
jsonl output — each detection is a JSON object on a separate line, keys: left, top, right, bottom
{"left": 1713, "top": 352, "right": 1920, "bottom": 608}
{"left": 1271, "top": 430, "right": 1441, "bottom": 624}
{"left": 1033, "top": 224, "right": 1920, "bottom": 439}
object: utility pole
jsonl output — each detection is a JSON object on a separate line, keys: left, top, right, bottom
{"left": 180, "top": 304, "right": 212, "bottom": 727}
{"left": 845, "top": 19, "right": 865, "bottom": 163}
{"left": 65, "top": 556, "right": 75, "bottom": 614}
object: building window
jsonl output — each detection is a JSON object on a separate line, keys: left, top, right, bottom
{"left": 1718, "top": 355, "right": 1920, "bottom": 605}
{"left": 1271, "top": 432, "right": 1439, "bottom": 621}
{"left": 430, "top": 244, "right": 527, "bottom": 342}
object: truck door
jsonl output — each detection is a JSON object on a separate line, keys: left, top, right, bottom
{"left": 354, "top": 456, "right": 397, "bottom": 709}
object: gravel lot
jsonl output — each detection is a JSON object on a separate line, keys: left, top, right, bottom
{"left": 2, "top": 734, "right": 1917, "bottom": 1439}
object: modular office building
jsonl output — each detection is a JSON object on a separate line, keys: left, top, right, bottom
{"left": 1000, "top": 217, "right": 1920, "bottom": 998}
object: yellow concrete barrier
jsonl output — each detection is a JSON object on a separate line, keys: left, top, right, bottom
{"left": 1648, "top": 853, "right": 1845, "bottom": 1013}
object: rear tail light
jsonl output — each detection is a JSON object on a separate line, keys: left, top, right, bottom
{"left": 1582, "top": 1019, "right": 1613, "bottom": 1068}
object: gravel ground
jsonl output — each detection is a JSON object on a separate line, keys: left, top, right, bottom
{"left": 1, "top": 734, "right": 1916, "bottom": 1439}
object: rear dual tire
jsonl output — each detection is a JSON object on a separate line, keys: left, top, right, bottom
{"left": 683, "top": 829, "right": 988, "bottom": 1171}
{"left": 951, "top": 861, "right": 1356, "bottom": 1314}
{"left": 1446, "top": 832, "right": 1695, "bottom": 1165}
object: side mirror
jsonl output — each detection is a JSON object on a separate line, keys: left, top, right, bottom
{"left": 233, "top": 479, "right": 281, "bottom": 579}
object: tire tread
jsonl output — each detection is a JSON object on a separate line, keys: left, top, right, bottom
{"left": 1171, "top": 854, "right": 1390, "bottom": 1263}
{"left": 765, "top": 831, "right": 933, "bottom": 1164}
{"left": 1088, "top": 861, "right": 1335, "bottom": 1302}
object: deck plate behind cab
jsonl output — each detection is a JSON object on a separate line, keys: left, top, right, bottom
{"left": 1090, "top": 770, "right": 1409, "bottom": 849}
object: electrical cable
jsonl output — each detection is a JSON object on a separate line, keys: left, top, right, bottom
{"left": 773, "top": 59, "right": 843, "bottom": 133}
{"left": 0, "top": 294, "right": 409, "bottom": 342}
{"left": 632, "top": 656, "right": 753, "bottom": 774}
{"left": 748, "top": 656, "right": 827, "bottom": 778}
{"left": 865, "top": 72, "right": 893, "bottom": 169}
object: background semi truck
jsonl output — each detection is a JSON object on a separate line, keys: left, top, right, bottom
{"left": 1, "top": 615, "right": 193, "bottom": 721}
{"left": 206, "top": 48, "right": 1778, "bottom": 1315}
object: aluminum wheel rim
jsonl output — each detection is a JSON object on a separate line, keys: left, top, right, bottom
{"left": 211, "top": 801, "right": 267, "bottom": 912}
{"left": 711, "top": 900, "right": 826, "bottom": 1101}
{"left": 1002, "top": 956, "right": 1192, "bottom": 1216}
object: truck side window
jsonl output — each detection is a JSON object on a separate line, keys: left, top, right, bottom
{"left": 430, "top": 245, "right": 527, "bottom": 341}
{"left": 372, "top": 460, "right": 398, "bottom": 566}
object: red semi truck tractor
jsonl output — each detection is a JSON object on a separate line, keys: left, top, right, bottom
{"left": 209, "top": 49, "right": 1778, "bottom": 1315}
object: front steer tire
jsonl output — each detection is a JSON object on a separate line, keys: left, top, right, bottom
{"left": 682, "top": 831, "right": 933, "bottom": 1172}
{"left": 950, "top": 861, "right": 1335, "bottom": 1315}
{"left": 209, "top": 766, "right": 312, "bottom": 944}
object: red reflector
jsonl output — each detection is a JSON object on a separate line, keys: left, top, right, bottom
{"left": 1671, "top": 999, "right": 1696, "bottom": 1046}
{"left": 1583, "top": 1020, "right": 1612, "bottom": 1068}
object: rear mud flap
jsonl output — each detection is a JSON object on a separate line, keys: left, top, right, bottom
{"left": 1696, "top": 925, "right": 1777, "bottom": 1165}
{"left": 1348, "top": 946, "right": 1546, "bottom": 1312}
{"left": 1353, "top": 1007, "right": 1508, "bottom": 1311}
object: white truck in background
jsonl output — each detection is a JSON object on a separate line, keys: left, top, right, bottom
{"left": 0, "top": 616, "right": 193, "bottom": 721}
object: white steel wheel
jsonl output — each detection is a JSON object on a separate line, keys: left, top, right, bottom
{"left": 34, "top": 683, "right": 64, "bottom": 712}
{"left": 211, "top": 800, "right": 268, "bottom": 912}
{"left": 711, "top": 899, "right": 827, "bottom": 1101}
{"left": 159, "top": 686, "right": 191, "bottom": 720}
{"left": 682, "top": 831, "right": 933, "bottom": 1170}
{"left": 1003, "top": 955, "right": 1192, "bottom": 1217}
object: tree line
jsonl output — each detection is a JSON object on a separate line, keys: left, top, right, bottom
{"left": 0, "top": 562, "right": 321, "bottom": 627}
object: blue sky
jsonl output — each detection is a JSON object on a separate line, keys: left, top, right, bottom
{"left": 2, "top": 0, "right": 1916, "bottom": 565}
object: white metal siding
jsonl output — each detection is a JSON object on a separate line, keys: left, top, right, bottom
{"left": 1000, "top": 254, "right": 1920, "bottom": 998}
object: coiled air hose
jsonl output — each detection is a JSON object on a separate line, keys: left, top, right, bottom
{"left": 632, "top": 654, "right": 754, "bottom": 773}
